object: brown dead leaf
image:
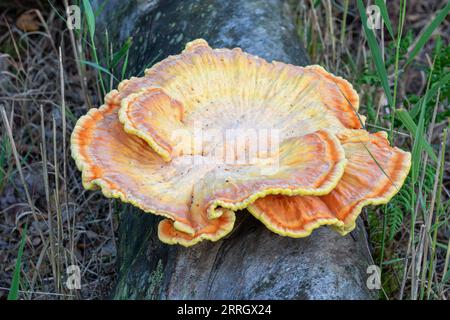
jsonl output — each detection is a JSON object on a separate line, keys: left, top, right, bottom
{"left": 16, "top": 9, "right": 41, "bottom": 32}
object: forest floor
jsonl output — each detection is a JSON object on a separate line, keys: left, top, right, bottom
{"left": 0, "top": 1, "right": 116, "bottom": 299}
{"left": 0, "top": 0, "right": 449, "bottom": 299}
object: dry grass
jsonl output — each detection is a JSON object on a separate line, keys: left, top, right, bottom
{"left": 0, "top": 2, "right": 116, "bottom": 299}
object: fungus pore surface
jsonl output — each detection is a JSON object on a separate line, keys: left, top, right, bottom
{"left": 71, "top": 39, "right": 411, "bottom": 246}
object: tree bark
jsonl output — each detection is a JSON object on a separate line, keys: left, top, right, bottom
{"left": 92, "top": 0, "right": 378, "bottom": 300}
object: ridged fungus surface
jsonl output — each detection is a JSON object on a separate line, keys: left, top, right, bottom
{"left": 71, "top": 39, "right": 411, "bottom": 246}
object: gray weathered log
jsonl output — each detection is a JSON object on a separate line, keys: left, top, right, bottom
{"left": 92, "top": 0, "right": 378, "bottom": 300}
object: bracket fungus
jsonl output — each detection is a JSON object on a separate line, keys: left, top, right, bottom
{"left": 71, "top": 39, "right": 411, "bottom": 246}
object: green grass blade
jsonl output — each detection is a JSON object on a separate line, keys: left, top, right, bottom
{"left": 436, "top": 242, "right": 448, "bottom": 251}
{"left": 80, "top": 60, "right": 118, "bottom": 81}
{"left": 444, "top": 269, "right": 450, "bottom": 284}
{"left": 7, "top": 224, "right": 28, "bottom": 300}
{"left": 82, "top": 0, "right": 96, "bottom": 40}
{"left": 110, "top": 37, "right": 133, "bottom": 70}
{"left": 382, "top": 257, "right": 405, "bottom": 266}
{"left": 405, "top": 2, "right": 450, "bottom": 66}
{"left": 357, "top": 0, "right": 394, "bottom": 108}
{"left": 121, "top": 48, "right": 130, "bottom": 80}
{"left": 395, "top": 109, "right": 438, "bottom": 162}
{"left": 375, "top": 0, "right": 394, "bottom": 39}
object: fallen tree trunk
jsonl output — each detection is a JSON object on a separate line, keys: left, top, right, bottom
{"left": 92, "top": 0, "right": 377, "bottom": 300}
